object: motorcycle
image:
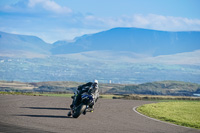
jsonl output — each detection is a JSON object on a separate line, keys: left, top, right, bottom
{"left": 68, "top": 92, "right": 95, "bottom": 118}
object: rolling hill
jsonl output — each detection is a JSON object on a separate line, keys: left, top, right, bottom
{"left": 0, "top": 31, "right": 51, "bottom": 56}
{"left": 0, "top": 80, "right": 200, "bottom": 96}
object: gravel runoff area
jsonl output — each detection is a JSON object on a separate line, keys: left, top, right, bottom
{"left": 0, "top": 95, "right": 199, "bottom": 133}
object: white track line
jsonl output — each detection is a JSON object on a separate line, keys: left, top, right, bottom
{"left": 132, "top": 106, "right": 191, "bottom": 129}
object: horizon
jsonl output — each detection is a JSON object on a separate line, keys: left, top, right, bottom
{"left": 0, "top": 0, "right": 200, "bottom": 43}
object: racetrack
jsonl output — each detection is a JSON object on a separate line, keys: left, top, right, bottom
{"left": 0, "top": 95, "right": 199, "bottom": 133}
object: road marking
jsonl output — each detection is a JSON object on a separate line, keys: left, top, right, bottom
{"left": 132, "top": 106, "right": 191, "bottom": 129}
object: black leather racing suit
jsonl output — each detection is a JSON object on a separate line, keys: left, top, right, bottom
{"left": 71, "top": 82, "right": 99, "bottom": 108}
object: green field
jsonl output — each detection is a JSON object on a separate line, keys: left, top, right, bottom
{"left": 137, "top": 101, "right": 200, "bottom": 129}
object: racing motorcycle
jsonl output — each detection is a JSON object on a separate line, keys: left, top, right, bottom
{"left": 68, "top": 92, "right": 95, "bottom": 118}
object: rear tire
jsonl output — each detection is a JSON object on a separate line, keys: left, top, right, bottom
{"left": 72, "top": 103, "right": 86, "bottom": 118}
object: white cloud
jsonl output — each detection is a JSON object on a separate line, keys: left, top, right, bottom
{"left": 2, "top": 0, "right": 200, "bottom": 31}
{"left": 117, "top": 14, "right": 200, "bottom": 31}
{"left": 137, "top": 14, "right": 200, "bottom": 31}
{"left": 1, "top": 0, "right": 200, "bottom": 43}
{"left": 0, "top": 0, "right": 72, "bottom": 14}
{"left": 82, "top": 14, "right": 200, "bottom": 31}
{"left": 28, "top": 0, "right": 72, "bottom": 14}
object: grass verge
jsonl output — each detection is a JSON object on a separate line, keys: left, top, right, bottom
{"left": 38, "top": 93, "right": 73, "bottom": 97}
{"left": 137, "top": 101, "right": 200, "bottom": 129}
{"left": 116, "top": 94, "right": 200, "bottom": 101}
{"left": 0, "top": 91, "right": 123, "bottom": 99}
{"left": 0, "top": 91, "right": 37, "bottom": 96}
{"left": 35, "top": 93, "right": 123, "bottom": 99}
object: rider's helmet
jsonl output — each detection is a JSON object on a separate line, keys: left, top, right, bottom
{"left": 92, "top": 79, "right": 98, "bottom": 88}
{"left": 93, "top": 79, "right": 98, "bottom": 84}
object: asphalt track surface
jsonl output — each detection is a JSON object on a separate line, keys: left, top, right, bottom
{"left": 0, "top": 95, "right": 199, "bottom": 133}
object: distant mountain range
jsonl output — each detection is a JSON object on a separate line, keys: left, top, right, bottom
{"left": 51, "top": 27, "right": 200, "bottom": 56}
{"left": 1, "top": 28, "right": 200, "bottom": 84}
{"left": 1, "top": 27, "right": 200, "bottom": 57}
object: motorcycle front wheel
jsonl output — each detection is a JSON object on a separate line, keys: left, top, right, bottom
{"left": 72, "top": 103, "right": 86, "bottom": 118}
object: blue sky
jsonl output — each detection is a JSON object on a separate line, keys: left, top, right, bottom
{"left": 0, "top": 0, "right": 200, "bottom": 43}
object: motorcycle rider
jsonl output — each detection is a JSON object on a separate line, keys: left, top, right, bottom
{"left": 69, "top": 79, "right": 99, "bottom": 112}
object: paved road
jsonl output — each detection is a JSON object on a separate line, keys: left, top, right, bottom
{"left": 0, "top": 95, "right": 199, "bottom": 133}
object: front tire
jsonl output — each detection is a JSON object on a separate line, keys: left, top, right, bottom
{"left": 72, "top": 103, "right": 86, "bottom": 118}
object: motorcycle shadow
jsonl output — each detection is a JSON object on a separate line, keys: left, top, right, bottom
{"left": 17, "top": 107, "right": 72, "bottom": 119}
{"left": 21, "top": 107, "right": 70, "bottom": 110}
{"left": 16, "top": 114, "right": 72, "bottom": 119}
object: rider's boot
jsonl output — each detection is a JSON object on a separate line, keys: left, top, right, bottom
{"left": 68, "top": 111, "right": 72, "bottom": 116}
{"left": 89, "top": 105, "right": 94, "bottom": 112}
{"left": 83, "top": 109, "right": 86, "bottom": 115}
